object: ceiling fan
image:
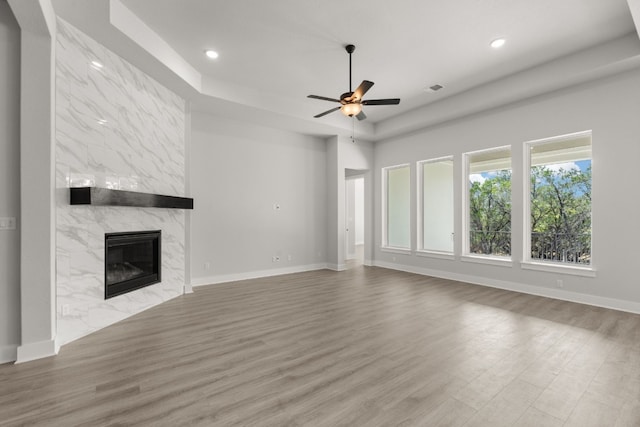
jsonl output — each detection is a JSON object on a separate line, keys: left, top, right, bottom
{"left": 308, "top": 44, "right": 400, "bottom": 121}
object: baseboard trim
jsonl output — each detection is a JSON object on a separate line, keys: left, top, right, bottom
{"left": 15, "top": 339, "right": 59, "bottom": 364}
{"left": 373, "top": 260, "right": 640, "bottom": 315}
{"left": 191, "top": 263, "right": 328, "bottom": 287}
{"left": 0, "top": 344, "right": 18, "bottom": 364}
{"left": 326, "top": 263, "right": 347, "bottom": 272}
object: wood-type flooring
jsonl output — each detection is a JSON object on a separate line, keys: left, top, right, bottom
{"left": 2, "top": 266, "right": 640, "bottom": 426}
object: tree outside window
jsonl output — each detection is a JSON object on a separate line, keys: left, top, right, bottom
{"left": 465, "top": 147, "right": 512, "bottom": 258}
{"left": 527, "top": 132, "right": 592, "bottom": 265}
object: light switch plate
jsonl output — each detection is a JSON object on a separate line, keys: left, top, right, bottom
{"left": 0, "top": 217, "right": 16, "bottom": 230}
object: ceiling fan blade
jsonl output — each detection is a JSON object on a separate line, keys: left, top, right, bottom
{"left": 356, "top": 111, "right": 367, "bottom": 121}
{"left": 352, "top": 80, "right": 374, "bottom": 101}
{"left": 362, "top": 98, "right": 401, "bottom": 105}
{"left": 314, "top": 106, "right": 341, "bottom": 118}
{"left": 308, "top": 95, "right": 341, "bottom": 103}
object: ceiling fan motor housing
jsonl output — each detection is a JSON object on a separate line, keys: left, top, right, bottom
{"left": 340, "top": 92, "right": 356, "bottom": 103}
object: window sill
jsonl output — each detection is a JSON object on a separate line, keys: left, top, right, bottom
{"left": 380, "top": 247, "right": 412, "bottom": 255}
{"left": 416, "top": 250, "right": 455, "bottom": 261}
{"left": 521, "top": 261, "right": 596, "bottom": 277}
{"left": 461, "top": 255, "right": 512, "bottom": 267}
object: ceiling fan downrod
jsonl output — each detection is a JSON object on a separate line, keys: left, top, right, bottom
{"left": 346, "top": 44, "right": 355, "bottom": 93}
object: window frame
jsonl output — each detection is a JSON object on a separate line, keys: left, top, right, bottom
{"left": 521, "top": 130, "right": 595, "bottom": 276}
{"left": 381, "top": 163, "right": 412, "bottom": 252}
{"left": 416, "top": 156, "right": 455, "bottom": 259}
{"left": 462, "top": 145, "right": 513, "bottom": 265}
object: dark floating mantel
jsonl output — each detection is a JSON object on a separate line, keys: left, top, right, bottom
{"left": 70, "top": 187, "right": 193, "bottom": 209}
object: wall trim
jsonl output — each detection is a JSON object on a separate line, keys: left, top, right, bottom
{"left": 0, "top": 345, "right": 18, "bottom": 364}
{"left": 191, "top": 263, "right": 329, "bottom": 287}
{"left": 326, "top": 263, "right": 347, "bottom": 272}
{"left": 373, "top": 260, "right": 640, "bottom": 315}
{"left": 15, "top": 339, "right": 59, "bottom": 364}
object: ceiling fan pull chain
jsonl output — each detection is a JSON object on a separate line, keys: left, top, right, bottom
{"left": 351, "top": 116, "right": 356, "bottom": 143}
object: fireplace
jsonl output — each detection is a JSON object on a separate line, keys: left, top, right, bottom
{"left": 105, "top": 230, "right": 161, "bottom": 299}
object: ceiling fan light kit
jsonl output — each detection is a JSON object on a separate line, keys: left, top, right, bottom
{"left": 342, "top": 102, "right": 362, "bottom": 117}
{"left": 308, "top": 44, "right": 400, "bottom": 121}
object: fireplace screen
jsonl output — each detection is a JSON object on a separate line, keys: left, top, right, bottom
{"left": 105, "top": 230, "right": 161, "bottom": 299}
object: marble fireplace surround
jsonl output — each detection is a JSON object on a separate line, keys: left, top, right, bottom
{"left": 55, "top": 19, "right": 188, "bottom": 346}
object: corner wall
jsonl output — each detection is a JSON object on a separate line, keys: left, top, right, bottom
{"left": 0, "top": 1, "right": 21, "bottom": 364}
{"left": 190, "top": 112, "right": 327, "bottom": 285}
{"left": 374, "top": 68, "right": 640, "bottom": 312}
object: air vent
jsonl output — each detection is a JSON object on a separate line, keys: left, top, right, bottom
{"left": 425, "top": 84, "right": 444, "bottom": 93}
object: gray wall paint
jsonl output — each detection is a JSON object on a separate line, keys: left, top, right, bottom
{"left": 12, "top": 0, "right": 60, "bottom": 363}
{"left": 325, "top": 137, "right": 339, "bottom": 268}
{"left": 374, "top": 68, "right": 640, "bottom": 309}
{"left": 190, "top": 112, "right": 327, "bottom": 284}
{"left": 0, "top": 0, "right": 21, "bottom": 363}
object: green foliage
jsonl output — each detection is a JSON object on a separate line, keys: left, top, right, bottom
{"left": 468, "top": 164, "right": 591, "bottom": 264}
{"left": 469, "top": 170, "right": 512, "bottom": 256}
{"left": 530, "top": 164, "right": 591, "bottom": 264}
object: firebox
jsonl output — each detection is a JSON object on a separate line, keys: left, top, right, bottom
{"left": 105, "top": 230, "right": 161, "bottom": 299}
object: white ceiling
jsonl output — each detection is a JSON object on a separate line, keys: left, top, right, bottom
{"left": 51, "top": 0, "right": 640, "bottom": 140}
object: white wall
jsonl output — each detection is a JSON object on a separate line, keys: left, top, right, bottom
{"left": 345, "top": 176, "right": 365, "bottom": 259}
{"left": 354, "top": 177, "right": 364, "bottom": 245}
{"left": 345, "top": 176, "right": 365, "bottom": 257}
{"left": 345, "top": 178, "right": 356, "bottom": 257}
{"left": 0, "top": 1, "right": 21, "bottom": 364}
{"left": 374, "top": 68, "right": 640, "bottom": 312}
{"left": 190, "top": 112, "right": 327, "bottom": 285}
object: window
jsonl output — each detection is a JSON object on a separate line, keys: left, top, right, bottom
{"left": 464, "top": 147, "right": 512, "bottom": 259}
{"left": 418, "top": 157, "right": 454, "bottom": 254}
{"left": 383, "top": 164, "right": 410, "bottom": 249}
{"left": 524, "top": 131, "right": 592, "bottom": 268}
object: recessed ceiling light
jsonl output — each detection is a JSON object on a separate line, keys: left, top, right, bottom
{"left": 90, "top": 60, "right": 104, "bottom": 69}
{"left": 490, "top": 38, "right": 506, "bottom": 49}
{"left": 205, "top": 49, "right": 219, "bottom": 59}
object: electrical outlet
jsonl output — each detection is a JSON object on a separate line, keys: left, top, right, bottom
{"left": 556, "top": 279, "right": 563, "bottom": 288}
{"left": 204, "top": 262, "right": 211, "bottom": 271}
{"left": 272, "top": 256, "right": 280, "bottom": 262}
{"left": 62, "top": 304, "right": 70, "bottom": 316}
{"left": 273, "top": 203, "right": 281, "bottom": 211}
{"left": 0, "top": 217, "right": 16, "bottom": 230}
{"left": 287, "top": 254, "right": 292, "bottom": 261}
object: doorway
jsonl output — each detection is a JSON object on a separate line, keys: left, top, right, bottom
{"left": 345, "top": 174, "right": 365, "bottom": 267}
